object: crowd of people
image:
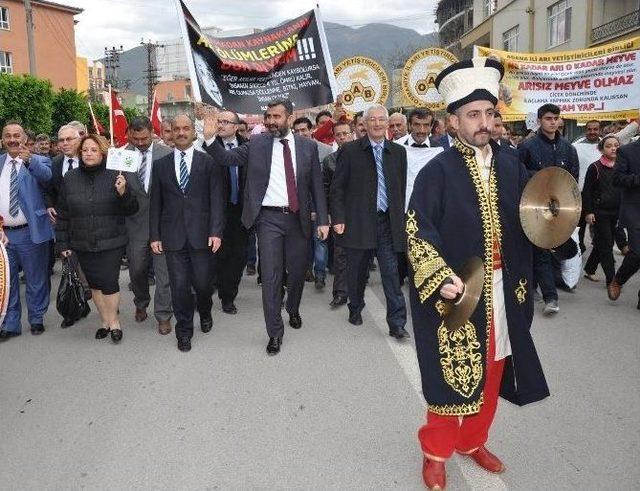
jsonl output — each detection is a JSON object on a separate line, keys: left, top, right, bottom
{"left": 1, "top": 93, "right": 639, "bottom": 355}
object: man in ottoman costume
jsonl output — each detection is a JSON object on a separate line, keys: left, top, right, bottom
{"left": 406, "top": 58, "right": 549, "bottom": 489}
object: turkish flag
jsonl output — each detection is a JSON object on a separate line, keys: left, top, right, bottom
{"left": 110, "top": 89, "right": 128, "bottom": 147}
{"left": 150, "top": 90, "right": 162, "bottom": 136}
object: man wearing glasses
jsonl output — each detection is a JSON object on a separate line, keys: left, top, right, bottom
{"left": 204, "top": 111, "right": 249, "bottom": 315}
{"left": 330, "top": 104, "right": 409, "bottom": 339}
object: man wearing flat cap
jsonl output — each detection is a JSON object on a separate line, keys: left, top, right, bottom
{"left": 406, "top": 58, "right": 549, "bottom": 490}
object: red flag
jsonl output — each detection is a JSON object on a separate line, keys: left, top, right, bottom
{"left": 150, "top": 90, "right": 162, "bottom": 136}
{"left": 88, "top": 100, "right": 104, "bottom": 135}
{"left": 110, "top": 87, "right": 128, "bottom": 147}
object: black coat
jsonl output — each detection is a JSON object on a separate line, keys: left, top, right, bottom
{"left": 518, "top": 130, "right": 580, "bottom": 181}
{"left": 330, "top": 136, "right": 407, "bottom": 252}
{"left": 407, "top": 139, "right": 549, "bottom": 415}
{"left": 45, "top": 154, "right": 73, "bottom": 208}
{"left": 204, "top": 134, "right": 248, "bottom": 208}
{"left": 205, "top": 132, "right": 327, "bottom": 239}
{"left": 149, "top": 148, "right": 225, "bottom": 251}
{"left": 55, "top": 162, "right": 139, "bottom": 253}
{"left": 582, "top": 160, "right": 621, "bottom": 216}
{"left": 613, "top": 140, "right": 640, "bottom": 250}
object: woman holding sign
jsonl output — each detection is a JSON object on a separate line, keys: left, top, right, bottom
{"left": 56, "top": 135, "right": 138, "bottom": 343}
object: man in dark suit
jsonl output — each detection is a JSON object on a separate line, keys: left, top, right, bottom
{"left": 609, "top": 139, "right": 640, "bottom": 309}
{"left": 435, "top": 114, "right": 457, "bottom": 149}
{"left": 330, "top": 104, "right": 410, "bottom": 340}
{"left": 203, "top": 110, "right": 249, "bottom": 315}
{"left": 125, "top": 117, "right": 173, "bottom": 334}
{"left": 149, "top": 114, "right": 224, "bottom": 352}
{"left": 204, "top": 99, "right": 329, "bottom": 356}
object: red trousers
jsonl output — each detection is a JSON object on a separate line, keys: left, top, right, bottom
{"left": 418, "top": 318, "right": 505, "bottom": 460}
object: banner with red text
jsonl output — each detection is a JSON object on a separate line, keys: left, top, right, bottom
{"left": 475, "top": 38, "right": 640, "bottom": 122}
{"left": 177, "top": 0, "right": 337, "bottom": 113}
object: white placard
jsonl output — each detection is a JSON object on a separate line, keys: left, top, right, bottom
{"left": 405, "top": 146, "right": 444, "bottom": 211}
{"left": 106, "top": 147, "right": 140, "bottom": 173}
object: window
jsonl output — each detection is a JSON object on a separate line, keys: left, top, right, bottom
{"left": 0, "top": 51, "right": 12, "bottom": 73}
{"left": 483, "top": 0, "right": 496, "bottom": 19}
{"left": 0, "top": 7, "right": 9, "bottom": 30}
{"left": 502, "top": 25, "right": 519, "bottom": 52}
{"left": 548, "top": 0, "right": 572, "bottom": 47}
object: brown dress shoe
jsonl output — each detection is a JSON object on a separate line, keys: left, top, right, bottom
{"left": 158, "top": 319, "right": 172, "bottom": 335}
{"left": 462, "top": 446, "right": 505, "bottom": 473}
{"left": 135, "top": 307, "right": 148, "bottom": 322}
{"left": 422, "top": 457, "right": 446, "bottom": 490}
{"left": 607, "top": 279, "right": 622, "bottom": 301}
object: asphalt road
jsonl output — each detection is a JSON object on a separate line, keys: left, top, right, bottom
{"left": 1, "top": 253, "right": 639, "bottom": 490}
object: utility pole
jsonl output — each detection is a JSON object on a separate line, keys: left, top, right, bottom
{"left": 141, "top": 39, "right": 165, "bottom": 114}
{"left": 104, "top": 45, "right": 124, "bottom": 89}
{"left": 24, "top": 0, "right": 37, "bottom": 76}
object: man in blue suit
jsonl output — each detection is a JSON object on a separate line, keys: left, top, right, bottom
{"left": 0, "top": 121, "right": 54, "bottom": 341}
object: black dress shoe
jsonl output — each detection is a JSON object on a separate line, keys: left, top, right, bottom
{"left": 30, "top": 324, "right": 45, "bottom": 335}
{"left": 266, "top": 336, "right": 282, "bottom": 355}
{"left": 289, "top": 313, "right": 302, "bottom": 329}
{"left": 315, "top": 277, "right": 325, "bottom": 290}
{"left": 201, "top": 316, "right": 213, "bottom": 333}
{"left": 61, "top": 318, "right": 75, "bottom": 328}
{"left": 95, "top": 327, "right": 110, "bottom": 339}
{"left": 177, "top": 338, "right": 192, "bottom": 352}
{"left": 390, "top": 327, "right": 411, "bottom": 339}
{"left": 0, "top": 330, "right": 21, "bottom": 342}
{"left": 329, "top": 295, "right": 347, "bottom": 308}
{"left": 348, "top": 311, "right": 363, "bottom": 325}
{"left": 110, "top": 329, "right": 123, "bottom": 343}
{"left": 222, "top": 302, "right": 238, "bottom": 315}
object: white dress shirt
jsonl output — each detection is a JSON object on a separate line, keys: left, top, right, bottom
{"left": 262, "top": 131, "right": 298, "bottom": 207}
{"left": 137, "top": 143, "right": 154, "bottom": 193}
{"left": 470, "top": 144, "right": 511, "bottom": 361}
{"left": 173, "top": 145, "right": 195, "bottom": 184}
{"left": 395, "top": 133, "right": 431, "bottom": 147}
{"left": 0, "top": 155, "right": 28, "bottom": 226}
{"left": 62, "top": 155, "right": 79, "bottom": 176}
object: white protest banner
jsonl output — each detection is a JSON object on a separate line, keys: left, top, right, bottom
{"left": 405, "top": 146, "right": 443, "bottom": 211}
{"left": 475, "top": 38, "right": 640, "bottom": 122}
{"left": 106, "top": 147, "right": 140, "bottom": 173}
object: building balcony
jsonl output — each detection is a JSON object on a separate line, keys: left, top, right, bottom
{"left": 591, "top": 9, "right": 640, "bottom": 44}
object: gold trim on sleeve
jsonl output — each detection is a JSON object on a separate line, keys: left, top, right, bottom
{"left": 515, "top": 278, "right": 527, "bottom": 304}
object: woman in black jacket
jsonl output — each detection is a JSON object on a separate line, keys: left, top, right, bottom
{"left": 56, "top": 135, "right": 138, "bottom": 342}
{"left": 582, "top": 135, "right": 621, "bottom": 286}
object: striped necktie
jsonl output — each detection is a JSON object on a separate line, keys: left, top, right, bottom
{"left": 373, "top": 144, "right": 388, "bottom": 212}
{"left": 138, "top": 151, "right": 148, "bottom": 190}
{"left": 9, "top": 159, "right": 20, "bottom": 217}
{"left": 179, "top": 151, "right": 189, "bottom": 193}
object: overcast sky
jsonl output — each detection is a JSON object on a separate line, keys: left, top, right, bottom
{"left": 64, "top": 0, "right": 437, "bottom": 59}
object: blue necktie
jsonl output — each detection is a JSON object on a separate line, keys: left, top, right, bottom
{"left": 226, "top": 142, "right": 239, "bottom": 204}
{"left": 373, "top": 144, "right": 388, "bottom": 212}
{"left": 9, "top": 160, "right": 20, "bottom": 217}
{"left": 179, "top": 151, "right": 189, "bottom": 193}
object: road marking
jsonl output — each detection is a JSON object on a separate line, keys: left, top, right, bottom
{"left": 364, "top": 287, "right": 508, "bottom": 491}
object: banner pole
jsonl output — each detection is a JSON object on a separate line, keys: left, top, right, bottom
{"left": 108, "top": 84, "right": 114, "bottom": 147}
{"left": 314, "top": 6, "right": 338, "bottom": 101}
{"left": 174, "top": 0, "right": 202, "bottom": 103}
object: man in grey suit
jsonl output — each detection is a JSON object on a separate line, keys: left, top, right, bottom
{"left": 125, "top": 117, "right": 173, "bottom": 335}
{"left": 205, "top": 99, "right": 329, "bottom": 356}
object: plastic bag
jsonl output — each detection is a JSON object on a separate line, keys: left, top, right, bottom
{"left": 558, "top": 230, "right": 582, "bottom": 289}
{"left": 56, "top": 257, "right": 90, "bottom": 321}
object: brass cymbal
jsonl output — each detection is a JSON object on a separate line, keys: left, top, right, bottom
{"left": 443, "top": 256, "right": 484, "bottom": 332}
{"left": 519, "top": 167, "right": 582, "bottom": 249}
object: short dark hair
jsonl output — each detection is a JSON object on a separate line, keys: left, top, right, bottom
{"left": 537, "top": 104, "right": 560, "bottom": 119}
{"left": 334, "top": 121, "right": 352, "bottom": 133}
{"left": 2, "top": 119, "right": 24, "bottom": 134}
{"left": 494, "top": 110, "right": 502, "bottom": 119}
{"left": 25, "top": 129, "right": 36, "bottom": 141}
{"left": 267, "top": 98, "right": 294, "bottom": 115}
{"left": 407, "top": 108, "right": 433, "bottom": 125}
{"left": 293, "top": 117, "right": 312, "bottom": 130}
{"left": 585, "top": 120, "right": 600, "bottom": 128}
{"left": 35, "top": 133, "right": 50, "bottom": 142}
{"left": 597, "top": 134, "right": 619, "bottom": 151}
{"left": 129, "top": 116, "right": 153, "bottom": 132}
{"left": 315, "top": 110, "right": 332, "bottom": 125}
{"left": 237, "top": 118, "right": 247, "bottom": 127}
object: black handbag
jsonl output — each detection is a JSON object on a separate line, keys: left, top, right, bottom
{"left": 56, "top": 257, "right": 90, "bottom": 322}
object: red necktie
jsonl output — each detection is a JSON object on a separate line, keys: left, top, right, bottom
{"left": 280, "top": 138, "right": 299, "bottom": 212}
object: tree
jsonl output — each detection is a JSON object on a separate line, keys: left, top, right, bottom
{"left": 51, "top": 89, "right": 89, "bottom": 133}
{"left": 0, "top": 74, "right": 54, "bottom": 134}
{"left": 123, "top": 106, "right": 144, "bottom": 123}
{"left": 89, "top": 102, "right": 109, "bottom": 135}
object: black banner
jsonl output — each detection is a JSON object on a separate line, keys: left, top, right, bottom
{"left": 179, "top": 1, "right": 337, "bottom": 113}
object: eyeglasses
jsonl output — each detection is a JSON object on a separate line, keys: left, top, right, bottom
{"left": 218, "top": 120, "right": 237, "bottom": 126}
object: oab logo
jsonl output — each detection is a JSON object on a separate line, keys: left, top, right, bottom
{"left": 401, "top": 48, "right": 458, "bottom": 109}
{"left": 334, "top": 56, "right": 389, "bottom": 113}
